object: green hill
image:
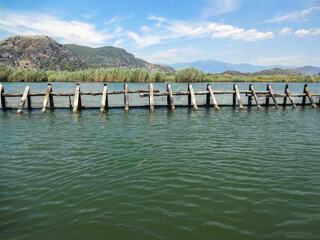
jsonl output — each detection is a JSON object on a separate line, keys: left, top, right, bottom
{"left": 65, "top": 44, "right": 174, "bottom": 73}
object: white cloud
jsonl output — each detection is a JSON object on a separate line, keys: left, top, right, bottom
{"left": 312, "top": 28, "right": 320, "bottom": 35}
{"left": 266, "top": 6, "right": 320, "bottom": 23}
{"left": 128, "top": 16, "right": 274, "bottom": 48}
{"left": 279, "top": 27, "right": 292, "bottom": 35}
{"left": 203, "top": 0, "right": 241, "bottom": 17}
{"left": 0, "top": 10, "right": 123, "bottom": 46}
{"left": 252, "top": 55, "right": 313, "bottom": 67}
{"left": 113, "top": 39, "right": 124, "bottom": 47}
{"left": 295, "top": 29, "right": 310, "bottom": 38}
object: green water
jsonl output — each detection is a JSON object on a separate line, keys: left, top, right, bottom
{"left": 1, "top": 83, "right": 320, "bottom": 240}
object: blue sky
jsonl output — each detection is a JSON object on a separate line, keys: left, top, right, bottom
{"left": 0, "top": 0, "right": 319, "bottom": 67}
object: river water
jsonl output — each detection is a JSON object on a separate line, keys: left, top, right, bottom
{"left": 0, "top": 82, "right": 320, "bottom": 240}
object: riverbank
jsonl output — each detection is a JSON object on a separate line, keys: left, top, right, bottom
{"left": 1, "top": 64, "right": 319, "bottom": 83}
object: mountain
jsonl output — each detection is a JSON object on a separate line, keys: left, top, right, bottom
{"left": 168, "top": 59, "right": 319, "bottom": 75}
{"left": 0, "top": 35, "right": 86, "bottom": 71}
{"left": 223, "top": 68, "right": 302, "bottom": 76}
{"left": 64, "top": 44, "right": 175, "bottom": 73}
{"left": 295, "top": 66, "right": 320, "bottom": 75}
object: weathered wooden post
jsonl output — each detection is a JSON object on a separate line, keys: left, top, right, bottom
{"left": 284, "top": 84, "right": 296, "bottom": 108}
{"left": 17, "top": 86, "right": 30, "bottom": 114}
{"left": 249, "top": 84, "right": 260, "bottom": 109}
{"left": 207, "top": 84, "right": 219, "bottom": 110}
{"left": 41, "top": 84, "right": 52, "bottom": 113}
{"left": 0, "top": 83, "right": 6, "bottom": 111}
{"left": 73, "top": 84, "right": 81, "bottom": 113}
{"left": 124, "top": 84, "right": 129, "bottom": 112}
{"left": 303, "top": 84, "right": 317, "bottom": 108}
{"left": 167, "top": 84, "right": 175, "bottom": 111}
{"left": 267, "top": 84, "right": 279, "bottom": 109}
{"left": 149, "top": 83, "right": 154, "bottom": 112}
{"left": 49, "top": 85, "right": 54, "bottom": 110}
{"left": 234, "top": 84, "right": 244, "bottom": 110}
{"left": 232, "top": 84, "right": 236, "bottom": 108}
{"left": 188, "top": 84, "right": 198, "bottom": 110}
{"left": 265, "top": 85, "right": 270, "bottom": 108}
{"left": 100, "top": 84, "right": 108, "bottom": 113}
{"left": 283, "top": 84, "right": 288, "bottom": 108}
{"left": 248, "top": 85, "right": 252, "bottom": 108}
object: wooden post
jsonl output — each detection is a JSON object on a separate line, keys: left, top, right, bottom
{"left": 234, "top": 84, "right": 244, "bottom": 110}
{"left": 267, "top": 84, "right": 279, "bottom": 109}
{"left": 285, "top": 85, "right": 296, "bottom": 108}
{"left": 124, "top": 84, "right": 129, "bottom": 112}
{"left": 283, "top": 84, "right": 288, "bottom": 108}
{"left": 41, "top": 84, "right": 52, "bottom": 113}
{"left": 17, "top": 86, "right": 30, "bottom": 114}
{"left": 49, "top": 85, "right": 54, "bottom": 110}
{"left": 248, "top": 85, "right": 252, "bottom": 108}
{"left": 232, "top": 84, "right": 236, "bottom": 108}
{"left": 149, "top": 83, "right": 154, "bottom": 112}
{"left": 249, "top": 84, "right": 260, "bottom": 109}
{"left": 302, "top": 85, "right": 307, "bottom": 106}
{"left": 207, "top": 84, "right": 219, "bottom": 110}
{"left": 304, "top": 84, "right": 317, "bottom": 108}
{"left": 167, "top": 84, "right": 175, "bottom": 111}
{"left": 265, "top": 85, "right": 270, "bottom": 108}
{"left": 0, "top": 83, "right": 6, "bottom": 111}
{"left": 188, "top": 84, "right": 198, "bottom": 111}
{"left": 73, "top": 84, "right": 81, "bottom": 113}
{"left": 27, "top": 92, "right": 32, "bottom": 110}
{"left": 100, "top": 84, "right": 108, "bottom": 113}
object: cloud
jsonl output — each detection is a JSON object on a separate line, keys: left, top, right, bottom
{"left": 311, "top": 28, "right": 320, "bottom": 35}
{"left": 0, "top": 10, "right": 122, "bottom": 46}
{"left": 266, "top": 6, "right": 320, "bottom": 23}
{"left": 295, "top": 29, "right": 310, "bottom": 38}
{"left": 128, "top": 16, "right": 274, "bottom": 48}
{"left": 203, "top": 0, "right": 241, "bottom": 17}
{"left": 279, "top": 27, "right": 292, "bottom": 35}
{"left": 252, "top": 55, "right": 313, "bottom": 67}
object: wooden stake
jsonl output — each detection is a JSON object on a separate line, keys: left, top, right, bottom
{"left": 283, "top": 84, "right": 288, "bottom": 107}
{"left": 188, "top": 84, "right": 198, "bottom": 111}
{"left": 167, "top": 84, "right": 175, "bottom": 111}
{"left": 73, "top": 84, "right": 81, "bottom": 113}
{"left": 304, "top": 84, "right": 317, "bottom": 108}
{"left": 41, "top": 84, "right": 52, "bottom": 113}
{"left": 248, "top": 85, "right": 252, "bottom": 108}
{"left": 285, "top": 85, "right": 296, "bottom": 108}
{"left": 249, "top": 84, "right": 260, "bottom": 109}
{"left": 234, "top": 84, "right": 244, "bottom": 110}
{"left": 0, "top": 83, "right": 6, "bottom": 111}
{"left": 124, "top": 84, "right": 129, "bottom": 112}
{"left": 207, "top": 84, "right": 219, "bottom": 110}
{"left": 100, "top": 84, "right": 108, "bottom": 113}
{"left": 149, "top": 83, "right": 154, "bottom": 112}
{"left": 267, "top": 84, "right": 279, "bottom": 109}
{"left": 265, "top": 85, "right": 270, "bottom": 108}
{"left": 17, "top": 86, "right": 30, "bottom": 114}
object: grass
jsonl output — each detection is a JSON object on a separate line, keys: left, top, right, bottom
{"left": 0, "top": 64, "right": 319, "bottom": 83}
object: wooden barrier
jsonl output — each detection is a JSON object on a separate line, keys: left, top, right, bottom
{"left": 1, "top": 83, "right": 319, "bottom": 113}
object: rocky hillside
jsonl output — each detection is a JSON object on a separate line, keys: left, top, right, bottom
{"left": 0, "top": 36, "right": 86, "bottom": 71}
{"left": 222, "top": 68, "right": 302, "bottom": 76}
{"left": 64, "top": 44, "right": 175, "bottom": 73}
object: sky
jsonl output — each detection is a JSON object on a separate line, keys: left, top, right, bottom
{"left": 0, "top": 0, "right": 319, "bottom": 67}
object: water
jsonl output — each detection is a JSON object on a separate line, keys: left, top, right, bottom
{"left": 1, "top": 82, "right": 320, "bottom": 240}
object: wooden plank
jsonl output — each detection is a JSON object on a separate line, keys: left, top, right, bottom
{"left": 72, "top": 84, "right": 81, "bottom": 113}
{"left": 149, "top": 83, "right": 154, "bottom": 112}
{"left": 167, "top": 84, "right": 175, "bottom": 111}
{"left": 285, "top": 86, "right": 296, "bottom": 108}
{"left": 100, "top": 84, "right": 108, "bottom": 113}
{"left": 267, "top": 84, "right": 279, "bottom": 109}
{"left": 124, "top": 84, "right": 129, "bottom": 112}
{"left": 188, "top": 84, "right": 198, "bottom": 110}
{"left": 17, "top": 86, "right": 30, "bottom": 114}
{"left": 41, "top": 84, "right": 52, "bottom": 113}
{"left": 0, "top": 83, "right": 6, "bottom": 111}
{"left": 207, "top": 84, "right": 219, "bottom": 110}
{"left": 304, "top": 84, "right": 317, "bottom": 108}
{"left": 249, "top": 84, "right": 261, "bottom": 109}
{"left": 234, "top": 84, "right": 244, "bottom": 110}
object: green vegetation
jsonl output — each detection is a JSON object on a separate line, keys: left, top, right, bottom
{"left": 0, "top": 64, "right": 319, "bottom": 83}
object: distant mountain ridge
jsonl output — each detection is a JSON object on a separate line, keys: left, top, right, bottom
{"left": 168, "top": 59, "right": 320, "bottom": 75}
{"left": 64, "top": 44, "right": 174, "bottom": 73}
